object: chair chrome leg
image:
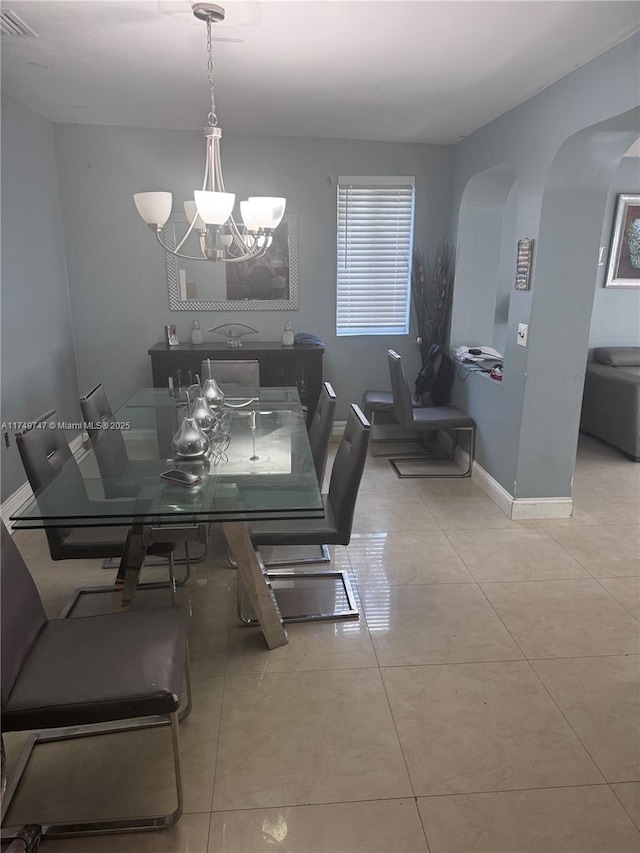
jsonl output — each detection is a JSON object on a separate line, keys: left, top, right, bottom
{"left": 237, "top": 567, "right": 359, "bottom": 624}
{"left": 183, "top": 543, "right": 191, "bottom": 583}
{"left": 178, "top": 652, "right": 193, "bottom": 723}
{"left": 259, "top": 543, "right": 331, "bottom": 568}
{"left": 168, "top": 552, "right": 177, "bottom": 605}
{"left": 1, "top": 711, "right": 184, "bottom": 839}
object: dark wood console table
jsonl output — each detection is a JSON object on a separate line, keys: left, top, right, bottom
{"left": 148, "top": 341, "right": 324, "bottom": 422}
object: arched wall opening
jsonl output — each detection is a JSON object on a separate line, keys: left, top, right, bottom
{"left": 515, "top": 106, "right": 640, "bottom": 498}
{"left": 450, "top": 166, "right": 517, "bottom": 355}
{"left": 588, "top": 137, "right": 640, "bottom": 349}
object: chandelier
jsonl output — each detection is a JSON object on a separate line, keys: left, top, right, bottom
{"left": 133, "top": 3, "right": 285, "bottom": 263}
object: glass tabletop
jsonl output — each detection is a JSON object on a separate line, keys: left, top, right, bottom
{"left": 123, "top": 386, "right": 303, "bottom": 411}
{"left": 10, "top": 387, "right": 324, "bottom": 529}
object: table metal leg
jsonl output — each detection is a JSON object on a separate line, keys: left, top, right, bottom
{"left": 221, "top": 522, "right": 288, "bottom": 649}
{"left": 112, "top": 524, "right": 147, "bottom": 609}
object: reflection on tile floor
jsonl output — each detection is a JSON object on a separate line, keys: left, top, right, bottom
{"left": 3, "top": 435, "right": 639, "bottom": 852}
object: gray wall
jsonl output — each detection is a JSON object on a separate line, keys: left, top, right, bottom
{"left": 450, "top": 34, "right": 640, "bottom": 499}
{"left": 52, "top": 125, "right": 454, "bottom": 419}
{"left": 0, "top": 95, "right": 80, "bottom": 502}
{"left": 589, "top": 155, "right": 640, "bottom": 348}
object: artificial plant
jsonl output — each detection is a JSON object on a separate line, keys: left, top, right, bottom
{"left": 411, "top": 238, "right": 456, "bottom": 363}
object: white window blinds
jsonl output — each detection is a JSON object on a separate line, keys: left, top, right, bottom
{"left": 336, "top": 176, "right": 415, "bottom": 336}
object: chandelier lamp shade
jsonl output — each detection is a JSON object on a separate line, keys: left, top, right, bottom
{"left": 133, "top": 3, "right": 286, "bottom": 262}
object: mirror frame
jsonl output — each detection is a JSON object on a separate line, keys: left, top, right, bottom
{"left": 166, "top": 212, "right": 299, "bottom": 311}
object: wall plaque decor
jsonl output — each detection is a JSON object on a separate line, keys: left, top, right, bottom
{"left": 605, "top": 194, "right": 640, "bottom": 288}
{"left": 515, "top": 238, "right": 534, "bottom": 291}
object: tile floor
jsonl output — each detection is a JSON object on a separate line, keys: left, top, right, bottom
{"left": 3, "top": 434, "right": 640, "bottom": 852}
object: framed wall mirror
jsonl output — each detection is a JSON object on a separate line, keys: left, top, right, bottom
{"left": 166, "top": 212, "right": 299, "bottom": 311}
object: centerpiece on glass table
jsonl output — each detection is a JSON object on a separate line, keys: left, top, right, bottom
{"left": 191, "top": 375, "right": 216, "bottom": 435}
{"left": 173, "top": 391, "right": 210, "bottom": 459}
{"left": 202, "top": 359, "right": 225, "bottom": 409}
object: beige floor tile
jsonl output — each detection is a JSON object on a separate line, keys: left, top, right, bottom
{"left": 418, "top": 786, "right": 640, "bottom": 852}
{"left": 212, "top": 669, "right": 412, "bottom": 810}
{"left": 41, "top": 597, "right": 68, "bottom": 618}
{"left": 382, "top": 661, "right": 603, "bottom": 796}
{"left": 446, "top": 527, "right": 589, "bottom": 582}
{"left": 600, "top": 576, "right": 640, "bottom": 620}
{"left": 6, "top": 726, "right": 181, "bottom": 826}
{"left": 612, "top": 782, "right": 640, "bottom": 831}
{"left": 187, "top": 610, "right": 232, "bottom": 680}
{"left": 8, "top": 527, "right": 35, "bottom": 547}
{"left": 352, "top": 491, "right": 440, "bottom": 533}
{"left": 546, "top": 524, "right": 640, "bottom": 577}
{"left": 6, "top": 675, "right": 223, "bottom": 825}
{"left": 347, "top": 531, "right": 474, "bottom": 585}
{"left": 5, "top": 430, "right": 638, "bottom": 850}
{"left": 532, "top": 655, "right": 640, "bottom": 782}
{"left": 539, "top": 495, "right": 638, "bottom": 527}
{"left": 208, "top": 799, "right": 429, "bottom": 852}
{"left": 37, "top": 812, "right": 211, "bottom": 852}
{"left": 482, "top": 579, "right": 640, "bottom": 658}
{"left": 225, "top": 613, "right": 376, "bottom": 674}
{"left": 360, "top": 582, "right": 523, "bottom": 666}
{"left": 422, "top": 498, "right": 520, "bottom": 531}
{"left": 412, "top": 478, "right": 488, "bottom": 502}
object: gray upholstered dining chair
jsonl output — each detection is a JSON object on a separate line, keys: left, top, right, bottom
{"left": 258, "top": 381, "right": 338, "bottom": 570}
{"left": 387, "top": 349, "right": 475, "bottom": 478}
{"left": 309, "top": 381, "right": 338, "bottom": 487}
{"left": 80, "top": 383, "right": 163, "bottom": 498}
{"left": 201, "top": 358, "right": 260, "bottom": 397}
{"left": 242, "top": 404, "right": 370, "bottom": 622}
{"left": 80, "top": 383, "right": 195, "bottom": 584}
{"left": 0, "top": 521, "right": 191, "bottom": 840}
{"left": 15, "top": 411, "right": 178, "bottom": 611}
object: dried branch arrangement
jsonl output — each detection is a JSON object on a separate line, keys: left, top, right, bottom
{"left": 411, "top": 238, "right": 456, "bottom": 362}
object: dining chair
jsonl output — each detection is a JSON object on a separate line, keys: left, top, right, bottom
{"left": 242, "top": 403, "right": 370, "bottom": 622}
{"left": 201, "top": 359, "right": 260, "bottom": 397}
{"left": 257, "top": 381, "right": 337, "bottom": 570}
{"left": 80, "top": 383, "right": 164, "bottom": 498}
{"left": 0, "top": 522, "right": 191, "bottom": 840}
{"left": 80, "top": 382, "right": 196, "bottom": 583}
{"left": 309, "top": 381, "right": 338, "bottom": 487}
{"left": 387, "top": 349, "right": 476, "bottom": 478}
{"left": 15, "top": 411, "right": 178, "bottom": 613}
{"left": 362, "top": 388, "right": 420, "bottom": 456}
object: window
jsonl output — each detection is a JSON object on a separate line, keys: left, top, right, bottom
{"left": 336, "top": 176, "right": 415, "bottom": 336}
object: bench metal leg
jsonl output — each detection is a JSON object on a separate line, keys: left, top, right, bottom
{"left": 389, "top": 426, "right": 475, "bottom": 479}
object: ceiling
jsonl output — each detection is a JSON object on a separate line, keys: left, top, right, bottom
{"left": 1, "top": 1, "right": 639, "bottom": 144}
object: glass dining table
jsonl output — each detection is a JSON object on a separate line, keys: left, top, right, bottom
{"left": 10, "top": 387, "right": 324, "bottom": 649}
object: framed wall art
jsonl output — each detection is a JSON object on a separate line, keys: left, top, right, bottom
{"left": 165, "top": 213, "right": 299, "bottom": 310}
{"left": 605, "top": 194, "right": 640, "bottom": 288}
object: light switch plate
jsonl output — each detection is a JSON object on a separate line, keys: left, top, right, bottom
{"left": 517, "top": 323, "right": 528, "bottom": 347}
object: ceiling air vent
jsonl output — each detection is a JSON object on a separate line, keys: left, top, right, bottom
{"left": 0, "top": 10, "right": 38, "bottom": 38}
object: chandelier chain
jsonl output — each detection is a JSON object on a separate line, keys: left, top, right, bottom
{"left": 206, "top": 17, "right": 218, "bottom": 127}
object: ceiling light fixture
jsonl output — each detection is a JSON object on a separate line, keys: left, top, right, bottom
{"left": 133, "top": 2, "right": 285, "bottom": 263}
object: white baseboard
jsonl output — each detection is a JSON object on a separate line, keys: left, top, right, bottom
{"left": 1, "top": 432, "right": 88, "bottom": 531}
{"left": 509, "top": 497, "right": 573, "bottom": 520}
{"left": 455, "top": 445, "right": 573, "bottom": 520}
